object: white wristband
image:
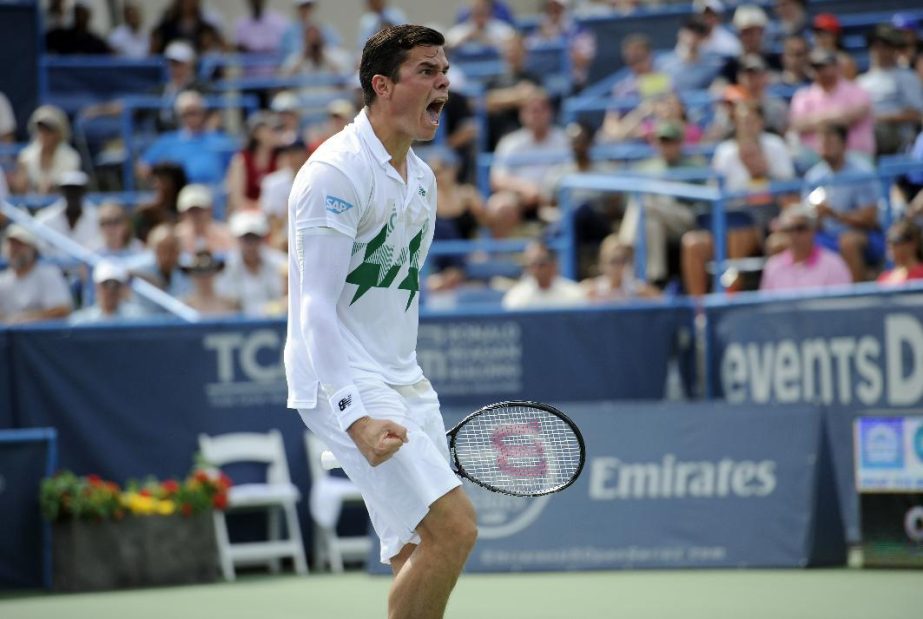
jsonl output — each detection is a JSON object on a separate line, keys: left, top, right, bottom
{"left": 327, "top": 385, "right": 368, "bottom": 432}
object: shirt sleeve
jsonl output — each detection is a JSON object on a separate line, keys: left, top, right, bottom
{"left": 297, "top": 228, "right": 368, "bottom": 430}
{"left": 898, "top": 70, "right": 923, "bottom": 113}
{"left": 290, "top": 161, "right": 365, "bottom": 239}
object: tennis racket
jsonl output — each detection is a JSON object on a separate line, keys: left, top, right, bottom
{"left": 321, "top": 400, "right": 585, "bottom": 497}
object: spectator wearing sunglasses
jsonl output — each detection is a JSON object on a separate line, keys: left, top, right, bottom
{"left": 878, "top": 220, "right": 923, "bottom": 285}
{"left": 759, "top": 206, "right": 851, "bottom": 291}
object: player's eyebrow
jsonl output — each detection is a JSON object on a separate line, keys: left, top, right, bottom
{"left": 418, "top": 60, "right": 450, "bottom": 72}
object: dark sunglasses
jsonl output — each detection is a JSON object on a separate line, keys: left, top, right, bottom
{"left": 782, "top": 223, "right": 811, "bottom": 233}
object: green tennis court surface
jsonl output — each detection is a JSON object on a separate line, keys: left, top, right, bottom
{"left": 2, "top": 569, "right": 920, "bottom": 619}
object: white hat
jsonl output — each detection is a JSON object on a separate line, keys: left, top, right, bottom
{"left": 5, "top": 224, "right": 38, "bottom": 248}
{"left": 58, "top": 170, "right": 89, "bottom": 187}
{"left": 270, "top": 91, "right": 301, "bottom": 113}
{"left": 165, "top": 40, "right": 197, "bottom": 64}
{"left": 93, "top": 260, "right": 129, "bottom": 285}
{"left": 177, "top": 184, "right": 213, "bottom": 212}
{"left": 733, "top": 5, "right": 768, "bottom": 30}
{"left": 326, "top": 98, "right": 356, "bottom": 118}
{"left": 229, "top": 211, "right": 269, "bottom": 238}
{"left": 693, "top": 0, "right": 725, "bottom": 13}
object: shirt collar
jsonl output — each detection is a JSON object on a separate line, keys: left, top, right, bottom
{"left": 782, "top": 245, "right": 821, "bottom": 267}
{"left": 355, "top": 108, "right": 426, "bottom": 182}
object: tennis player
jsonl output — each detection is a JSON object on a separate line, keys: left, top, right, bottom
{"left": 284, "top": 24, "right": 477, "bottom": 619}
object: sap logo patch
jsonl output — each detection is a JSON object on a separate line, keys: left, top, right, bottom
{"left": 325, "top": 195, "right": 354, "bottom": 215}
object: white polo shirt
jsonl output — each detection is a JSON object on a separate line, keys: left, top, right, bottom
{"left": 285, "top": 110, "right": 437, "bottom": 409}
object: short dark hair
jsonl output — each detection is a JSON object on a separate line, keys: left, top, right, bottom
{"left": 359, "top": 25, "right": 445, "bottom": 108}
{"left": 819, "top": 122, "right": 849, "bottom": 143}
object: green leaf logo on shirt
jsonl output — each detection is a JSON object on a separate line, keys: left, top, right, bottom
{"left": 346, "top": 215, "right": 428, "bottom": 309}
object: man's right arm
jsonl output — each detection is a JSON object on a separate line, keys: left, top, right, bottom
{"left": 293, "top": 163, "right": 407, "bottom": 466}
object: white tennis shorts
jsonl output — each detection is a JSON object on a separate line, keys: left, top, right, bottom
{"left": 298, "top": 377, "right": 461, "bottom": 564}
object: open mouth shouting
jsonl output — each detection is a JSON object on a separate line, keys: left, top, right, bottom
{"left": 425, "top": 97, "right": 447, "bottom": 128}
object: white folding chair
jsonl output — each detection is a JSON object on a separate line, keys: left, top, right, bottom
{"left": 198, "top": 429, "right": 308, "bottom": 580}
{"left": 304, "top": 432, "right": 373, "bottom": 572}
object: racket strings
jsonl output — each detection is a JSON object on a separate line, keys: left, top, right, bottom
{"left": 453, "top": 404, "right": 582, "bottom": 496}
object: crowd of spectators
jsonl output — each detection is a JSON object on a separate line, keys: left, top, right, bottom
{"left": 2, "top": 0, "right": 923, "bottom": 324}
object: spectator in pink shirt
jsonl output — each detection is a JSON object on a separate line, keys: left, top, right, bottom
{"left": 760, "top": 206, "right": 853, "bottom": 291}
{"left": 789, "top": 48, "right": 875, "bottom": 159}
{"left": 235, "top": 0, "right": 290, "bottom": 54}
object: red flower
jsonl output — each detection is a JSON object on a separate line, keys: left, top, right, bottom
{"left": 218, "top": 472, "right": 232, "bottom": 489}
{"left": 194, "top": 470, "right": 210, "bottom": 483}
{"left": 139, "top": 488, "right": 151, "bottom": 497}
{"left": 161, "top": 480, "right": 180, "bottom": 495}
{"left": 212, "top": 493, "right": 228, "bottom": 510}
{"left": 86, "top": 474, "right": 103, "bottom": 486}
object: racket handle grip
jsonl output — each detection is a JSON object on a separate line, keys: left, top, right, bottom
{"left": 320, "top": 450, "right": 341, "bottom": 470}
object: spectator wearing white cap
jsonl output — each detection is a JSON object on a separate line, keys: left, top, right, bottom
{"left": 0, "top": 225, "right": 72, "bottom": 324}
{"left": 694, "top": 0, "right": 742, "bottom": 59}
{"left": 137, "top": 91, "right": 237, "bottom": 185}
{"left": 108, "top": 2, "right": 150, "bottom": 58}
{"left": 270, "top": 90, "right": 308, "bottom": 145}
{"left": 12, "top": 105, "right": 81, "bottom": 194}
{"left": 718, "top": 5, "right": 782, "bottom": 85}
{"left": 69, "top": 260, "right": 147, "bottom": 325}
{"left": 281, "top": 0, "right": 343, "bottom": 60}
{"left": 174, "top": 183, "right": 235, "bottom": 256}
{"left": 34, "top": 171, "right": 102, "bottom": 259}
{"left": 216, "top": 211, "right": 286, "bottom": 316}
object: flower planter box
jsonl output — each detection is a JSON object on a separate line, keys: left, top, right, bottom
{"left": 53, "top": 512, "right": 218, "bottom": 592}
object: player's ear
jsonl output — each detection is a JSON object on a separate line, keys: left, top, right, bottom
{"left": 371, "top": 74, "right": 392, "bottom": 101}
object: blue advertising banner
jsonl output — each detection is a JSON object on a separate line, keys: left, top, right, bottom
{"left": 419, "top": 305, "right": 693, "bottom": 407}
{"left": 0, "top": 330, "right": 13, "bottom": 429}
{"left": 705, "top": 292, "right": 923, "bottom": 541}
{"left": 0, "top": 428, "right": 56, "bottom": 590}
{"left": 370, "top": 402, "right": 844, "bottom": 572}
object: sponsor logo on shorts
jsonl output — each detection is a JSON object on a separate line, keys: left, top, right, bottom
{"left": 338, "top": 395, "right": 352, "bottom": 411}
{"left": 325, "top": 195, "right": 354, "bottom": 215}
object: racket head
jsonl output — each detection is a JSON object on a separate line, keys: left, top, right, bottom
{"left": 448, "top": 400, "right": 585, "bottom": 497}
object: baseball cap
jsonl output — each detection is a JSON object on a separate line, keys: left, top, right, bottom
{"left": 270, "top": 91, "right": 300, "bottom": 113}
{"left": 165, "top": 40, "right": 196, "bottom": 64}
{"left": 808, "top": 48, "right": 837, "bottom": 67}
{"left": 327, "top": 98, "right": 356, "bottom": 118}
{"left": 812, "top": 13, "right": 842, "bottom": 34}
{"left": 177, "top": 184, "right": 213, "bottom": 212}
{"left": 93, "top": 260, "right": 129, "bottom": 285}
{"left": 5, "top": 224, "right": 38, "bottom": 248}
{"left": 693, "top": 0, "right": 725, "bottom": 14}
{"left": 229, "top": 211, "right": 269, "bottom": 238}
{"left": 654, "top": 120, "right": 684, "bottom": 142}
{"left": 733, "top": 5, "right": 768, "bottom": 31}
{"left": 58, "top": 170, "right": 89, "bottom": 187}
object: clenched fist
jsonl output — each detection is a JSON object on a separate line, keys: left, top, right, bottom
{"left": 347, "top": 416, "right": 409, "bottom": 466}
